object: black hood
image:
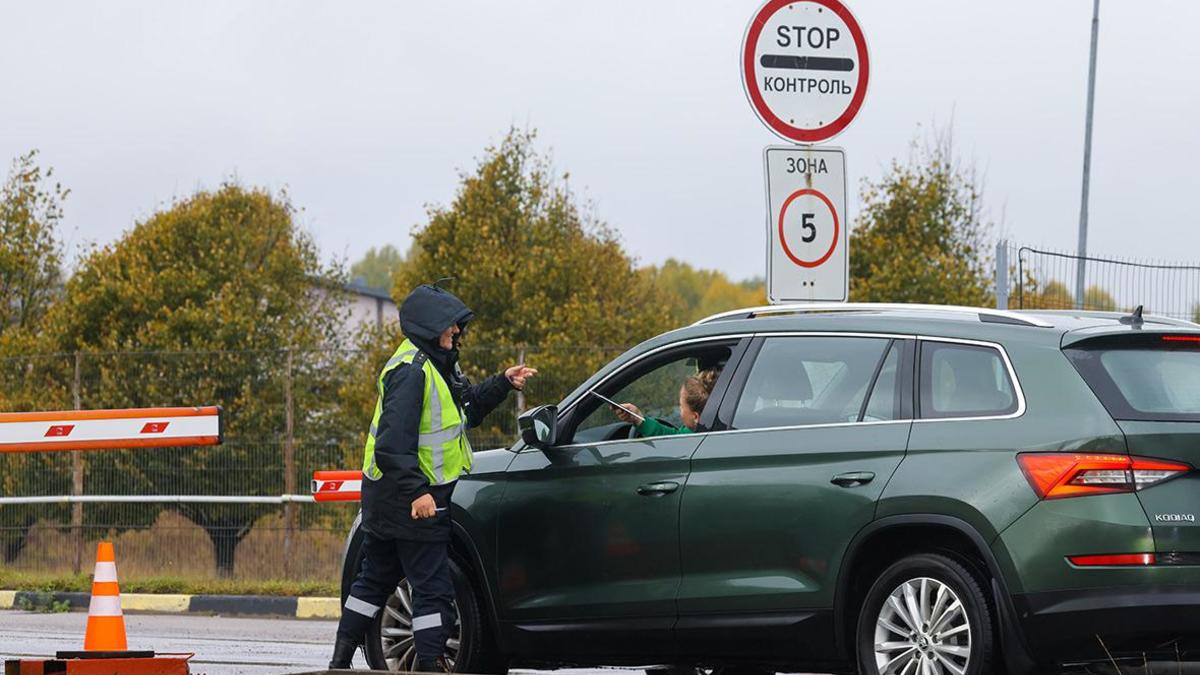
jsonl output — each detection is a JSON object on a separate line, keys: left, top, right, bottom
{"left": 399, "top": 285, "right": 474, "bottom": 368}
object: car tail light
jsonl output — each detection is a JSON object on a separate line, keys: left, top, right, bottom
{"left": 1161, "top": 335, "right": 1200, "bottom": 344}
{"left": 1068, "top": 553, "right": 1156, "bottom": 567}
{"left": 1017, "top": 453, "right": 1191, "bottom": 500}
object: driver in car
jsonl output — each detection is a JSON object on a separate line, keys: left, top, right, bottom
{"left": 611, "top": 368, "right": 719, "bottom": 437}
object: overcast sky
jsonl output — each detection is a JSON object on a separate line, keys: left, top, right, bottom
{"left": 2, "top": 1, "right": 1197, "bottom": 283}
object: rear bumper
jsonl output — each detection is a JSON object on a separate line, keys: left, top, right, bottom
{"left": 1013, "top": 584, "right": 1200, "bottom": 663}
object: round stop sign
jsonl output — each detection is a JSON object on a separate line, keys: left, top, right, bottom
{"left": 741, "top": 0, "right": 870, "bottom": 144}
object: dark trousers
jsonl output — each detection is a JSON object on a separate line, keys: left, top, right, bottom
{"left": 337, "top": 531, "right": 456, "bottom": 664}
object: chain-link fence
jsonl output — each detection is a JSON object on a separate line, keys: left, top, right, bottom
{"left": 0, "top": 344, "right": 628, "bottom": 582}
{"left": 996, "top": 241, "right": 1200, "bottom": 322}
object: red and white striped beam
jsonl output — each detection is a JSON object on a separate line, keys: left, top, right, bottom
{"left": 0, "top": 406, "right": 222, "bottom": 453}
{"left": 312, "top": 470, "right": 362, "bottom": 502}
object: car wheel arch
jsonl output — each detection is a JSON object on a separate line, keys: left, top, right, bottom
{"left": 833, "top": 514, "right": 1039, "bottom": 675}
{"left": 449, "top": 520, "right": 506, "bottom": 655}
{"left": 338, "top": 514, "right": 507, "bottom": 663}
{"left": 340, "top": 511, "right": 365, "bottom": 604}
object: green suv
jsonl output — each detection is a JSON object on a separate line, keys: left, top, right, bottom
{"left": 340, "top": 303, "right": 1200, "bottom": 675}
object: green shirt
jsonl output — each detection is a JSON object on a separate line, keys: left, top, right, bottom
{"left": 636, "top": 417, "right": 692, "bottom": 438}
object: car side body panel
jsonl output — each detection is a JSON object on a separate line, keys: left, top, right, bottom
{"left": 877, "top": 336, "right": 1126, "bottom": 593}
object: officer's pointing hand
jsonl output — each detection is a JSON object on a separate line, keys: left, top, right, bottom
{"left": 505, "top": 365, "right": 538, "bottom": 390}
{"left": 411, "top": 493, "right": 437, "bottom": 520}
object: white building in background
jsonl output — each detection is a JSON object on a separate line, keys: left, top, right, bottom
{"left": 344, "top": 279, "right": 398, "bottom": 330}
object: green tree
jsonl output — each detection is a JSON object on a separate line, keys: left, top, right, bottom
{"left": 387, "top": 129, "right": 669, "bottom": 443}
{"left": 850, "top": 131, "right": 993, "bottom": 306}
{"left": 0, "top": 151, "right": 70, "bottom": 563}
{"left": 1024, "top": 280, "right": 1073, "bottom": 310}
{"left": 642, "top": 259, "right": 765, "bottom": 325}
{"left": 0, "top": 150, "right": 66, "bottom": 333}
{"left": 1084, "top": 286, "right": 1118, "bottom": 311}
{"left": 38, "top": 183, "right": 349, "bottom": 576}
{"left": 1019, "top": 280, "right": 1117, "bottom": 312}
{"left": 350, "top": 245, "right": 408, "bottom": 290}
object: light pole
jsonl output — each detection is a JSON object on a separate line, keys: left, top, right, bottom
{"left": 1075, "top": 0, "right": 1101, "bottom": 309}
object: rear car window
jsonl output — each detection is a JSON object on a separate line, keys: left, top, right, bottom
{"left": 919, "top": 341, "right": 1018, "bottom": 419}
{"left": 732, "top": 336, "right": 892, "bottom": 429}
{"left": 1066, "top": 334, "right": 1200, "bottom": 421}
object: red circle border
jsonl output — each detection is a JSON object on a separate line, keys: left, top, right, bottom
{"left": 777, "top": 188, "right": 839, "bottom": 268}
{"left": 742, "top": 0, "right": 870, "bottom": 143}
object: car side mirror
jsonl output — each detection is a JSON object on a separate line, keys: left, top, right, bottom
{"left": 518, "top": 405, "right": 558, "bottom": 449}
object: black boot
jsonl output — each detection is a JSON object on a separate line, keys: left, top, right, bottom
{"left": 328, "top": 637, "right": 357, "bottom": 669}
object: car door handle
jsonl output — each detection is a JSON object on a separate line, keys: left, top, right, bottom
{"left": 831, "top": 471, "right": 875, "bottom": 488}
{"left": 637, "top": 481, "right": 680, "bottom": 496}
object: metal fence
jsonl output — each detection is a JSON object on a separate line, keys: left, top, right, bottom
{"left": 996, "top": 241, "right": 1200, "bottom": 321}
{"left": 0, "top": 344, "right": 628, "bottom": 582}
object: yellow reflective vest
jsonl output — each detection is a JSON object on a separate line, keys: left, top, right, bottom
{"left": 362, "top": 339, "right": 473, "bottom": 486}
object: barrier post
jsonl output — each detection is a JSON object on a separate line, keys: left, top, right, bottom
{"left": 515, "top": 346, "right": 526, "bottom": 422}
{"left": 283, "top": 348, "right": 297, "bottom": 578}
{"left": 71, "top": 351, "right": 85, "bottom": 575}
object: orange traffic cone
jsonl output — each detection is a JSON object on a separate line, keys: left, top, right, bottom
{"left": 83, "top": 541, "right": 128, "bottom": 651}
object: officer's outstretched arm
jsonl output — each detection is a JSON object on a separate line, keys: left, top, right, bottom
{"left": 373, "top": 364, "right": 431, "bottom": 499}
{"left": 460, "top": 373, "right": 515, "bottom": 429}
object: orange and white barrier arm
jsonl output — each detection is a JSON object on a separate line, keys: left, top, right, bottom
{"left": 0, "top": 406, "right": 222, "bottom": 453}
{"left": 312, "top": 470, "right": 362, "bottom": 502}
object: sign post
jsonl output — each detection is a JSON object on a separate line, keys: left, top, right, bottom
{"left": 742, "top": 0, "right": 868, "bottom": 304}
{"left": 764, "top": 146, "right": 848, "bottom": 302}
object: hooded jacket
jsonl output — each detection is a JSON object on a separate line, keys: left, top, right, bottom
{"left": 361, "top": 285, "right": 514, "bottom": 541}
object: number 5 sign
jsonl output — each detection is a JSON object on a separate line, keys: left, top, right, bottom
{"left": 764, "top": 146, "right": 847, "bottom": 302}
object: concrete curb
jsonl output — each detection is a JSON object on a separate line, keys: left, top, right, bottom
{"left": 0, "top": 590, "right": 340, "bottom": 619}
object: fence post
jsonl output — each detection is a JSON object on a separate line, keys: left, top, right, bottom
{"left": 283, "top": 348, "right": 297, "bottom": 578}
{"left": 515, "top": 346, "right": 526, "bottom": 422}
{"left": 995, "top": 241, "right": 1009, "bottom": 310}
{"left": 71, "top": 352, "right": 84, "bottom": 575}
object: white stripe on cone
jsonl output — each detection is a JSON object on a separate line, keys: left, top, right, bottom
{"left": 88, "top": 594, "right": 123, "bottom": 617}
{"left": 93, "top": 562, "right": 118, "bottom": 583}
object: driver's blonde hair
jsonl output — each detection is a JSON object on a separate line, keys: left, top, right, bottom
{"left": 681, "top": 368, "right": 721, "bottom": 413}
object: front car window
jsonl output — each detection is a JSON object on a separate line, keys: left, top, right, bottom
{"left": 919, "top": 341, "right": 1018, "bottom": 419}
{"left": 732, "top": 337, "right": 893, "bottom": 430}
{"left": 564, "top": 341, "right": 736, "bottom": 444}
{"left": 575, "top": 357, "right": 696, "bottom": 438}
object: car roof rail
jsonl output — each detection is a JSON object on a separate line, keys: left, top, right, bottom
{"left": 691, "top": 302, "right": 1054, "bottom": 328}
{"left": 1020, "top": 309, "right": 1200, "bottom": 328}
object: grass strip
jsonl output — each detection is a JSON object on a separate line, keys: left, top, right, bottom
{"left": 0, "top": 571, "right": 336, "bottom": 598}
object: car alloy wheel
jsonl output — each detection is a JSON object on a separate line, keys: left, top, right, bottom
{"left": 873, "top": 577, "right": 971, "bottom": 675}
{"left": 378, "top": 578, "right": 462, "bottom": 672}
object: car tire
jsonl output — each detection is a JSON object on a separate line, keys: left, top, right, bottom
{"left": 364, "top": 558, "right": 505, "bottom": 673}
{"left": 855, "top": 553, "right": 995, "bottom": 675}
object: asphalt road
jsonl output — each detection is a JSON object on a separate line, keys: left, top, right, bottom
{"left": 0, "top": 610, "right": 644, "bottom": 675}
{"left": 0, "top": 609, "right": 338, "bottom": 674}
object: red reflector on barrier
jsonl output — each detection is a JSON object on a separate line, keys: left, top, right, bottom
{"left": 312, "top": 470, "right": 362, "bottom": 502}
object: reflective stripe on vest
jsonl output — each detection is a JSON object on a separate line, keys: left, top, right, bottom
{"left": 361, "top": 339, "right": 473, "bottom": 486}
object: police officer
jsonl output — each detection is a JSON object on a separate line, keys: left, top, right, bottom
{"left": 329, "top": 284, "right": 536, "bottom": 670}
